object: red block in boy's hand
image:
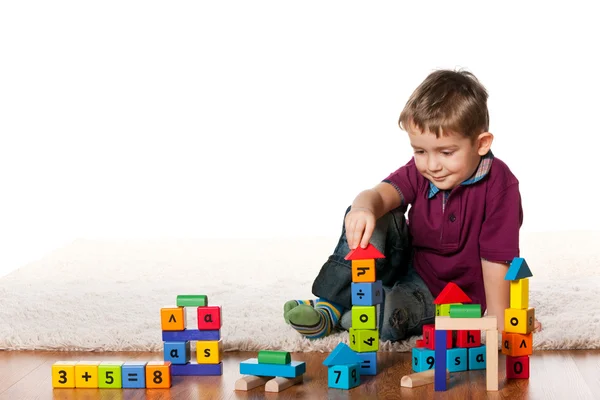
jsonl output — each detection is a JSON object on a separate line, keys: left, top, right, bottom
{"left": 197, "top": 306, "right": 222, "bottom": 330}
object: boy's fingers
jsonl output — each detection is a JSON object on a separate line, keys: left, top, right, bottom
{"left": 361, "top": 220, "right": 375, "bottom": 248}
{"left": 352, "top": 220, "right": 365, "bottom": 250}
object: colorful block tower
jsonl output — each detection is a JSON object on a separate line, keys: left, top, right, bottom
{"left": 161, "top": 294, "right": 223, "bottom": 376}
{"left": 345, "top": 243, "right": 384, "bottom": 376}
{"left": 503, "top": 257, "right": 534, "bottom": 379}
{"left": 323, "top": 342, "right": 363, "bottom": 389}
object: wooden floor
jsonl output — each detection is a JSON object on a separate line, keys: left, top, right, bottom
{"left": 1, "top": 350, "right": 599, "bottom": 400}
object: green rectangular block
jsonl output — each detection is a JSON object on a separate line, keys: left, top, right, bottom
{"left": 449, "top": 304, "right": 481, "bottom": 318}
{"left": 177, "top": 295, "right": 208, "bottom": 307}
{"left": 436, "top": 303, "right": 461, "bottom": 317}
{"left": 257, "top": 350, "right": 291, "bottom": 365}
{"left": 98, "top": 361, "right": 124, "bottom": 388}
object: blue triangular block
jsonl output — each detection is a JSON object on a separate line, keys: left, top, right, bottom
{"left": 323, "top": 343, "right": 362, "bottom": 366}
{"left": 505, "top": 257, "right": 533, "bottom": 280}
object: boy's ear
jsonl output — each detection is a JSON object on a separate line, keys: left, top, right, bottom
{"left": 477, "top": 132, "right": 494, "bottom": 155}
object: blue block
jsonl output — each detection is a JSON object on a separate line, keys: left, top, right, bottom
{"left": 446, "top": 347, "right": 468, "bottom": 372}
{"left": 505, "top": 257, "right": 533, "bottom": 280}
{"left": 412, "top": 347, "right": 435, "bottom": 373}
{"left": 468, "top": 345, "right": 486, "bottom": 370}
{"left": 328, "top": 364, "right": 360, "bottom": 389}
{"left": 351, "top": 281, "right": 383, "bottom": 306}
{"left": 164, "top": 341, "right": 190, "bottom": 365}
{"left": 323, "top": 343, "right": 362, "bottom": 367}
{"left": 356, "top": 352, "right": 377, "bottom": 375}
{"left": 162, "top": 329, "right": 220, "bottom": 341}
{"left": 171, "top": 362, "right": 223, "bottom": 376}
{"left": 434, "top": 330, "right": 447, "bottom": 391}
{"left": 239, "top": 358, "right": 305, "bottom": 378}
{"left": 122, "top": 362, "right": 146, "bottom": 388}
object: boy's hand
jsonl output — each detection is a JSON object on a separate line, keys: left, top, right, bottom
{"left": 345, "top": 207, "right": 376, "bottom": 250}
{"left": 534, "top": 318, "right": 542, "bottom": 333}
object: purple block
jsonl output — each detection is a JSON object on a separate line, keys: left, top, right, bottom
{"left": 171, "top": 362, "right": 223, "bottom": 376}
{"left": 434, "top": 330, "right": 448, "bottom": 391}
{"left": 162, "top": 329, "right": 220, "bottom": 341}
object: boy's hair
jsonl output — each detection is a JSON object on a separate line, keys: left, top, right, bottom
{"left": 399, "top": 69, "right": 489, "bottom": 140}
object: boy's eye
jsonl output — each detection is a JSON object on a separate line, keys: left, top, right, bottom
{"left": 414, "top": 150, "right": 425, "bottom": 154}
{"left": 442, "top": 151, "right": 454, "bottom": 156}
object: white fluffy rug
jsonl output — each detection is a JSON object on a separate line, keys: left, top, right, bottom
{"left": 1, "top": 232, "right": 599, "bottom": 352}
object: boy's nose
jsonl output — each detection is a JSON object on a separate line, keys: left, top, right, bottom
{"left": 427, "top": 156, "right": 442, "bottom": 172}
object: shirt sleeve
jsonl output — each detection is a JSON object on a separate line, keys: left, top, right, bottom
{"left": 382, "top": 158, "right": 421, "bottom": 206}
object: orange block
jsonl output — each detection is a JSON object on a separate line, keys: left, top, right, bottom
{"left": 351, "top": 259, "right": 376, "bottom": 282}
{"left": 501, "top": 331, "right": 533, "bottom": 357}
{"left": 146, "top": 361, "right": 172, "bottom": 388}
{"left": 161, "top": 307, "right": 185, "bottom": 331}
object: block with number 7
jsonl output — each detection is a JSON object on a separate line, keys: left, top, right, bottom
{"left": 327, "top": 363, "right": 360, "bottom": 389}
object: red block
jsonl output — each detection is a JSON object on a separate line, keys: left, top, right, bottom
{"left": 415, "top": 339, "right": 425, "bottom": 348}
{"left": 506, "top": 355, "right": 530, "bottom": 379}
{"left": 456, "top": 330, "right": 481, "bottom": 348}
{"left": 423, "top": 324, "right": 452, "bottom": 350}
{"left": 197, "top": 306, "right": 222, "bottom": 330}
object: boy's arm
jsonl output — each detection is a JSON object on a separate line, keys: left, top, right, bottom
{"left": 481, "top": 259, "right": 510, "bottom": 332}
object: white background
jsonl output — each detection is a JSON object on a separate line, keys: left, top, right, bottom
{"left": 1, "top": 1, "right": 598, "bottom": 275}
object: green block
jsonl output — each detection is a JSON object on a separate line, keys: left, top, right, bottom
{"left": 449, "top": 304, "right": 481, "bottom": 318}
{"left": 436, "top": 303, "right": 461, "bottom": 316}
{"left": 351, "top": 306, "right": 377, "bottom": 330}
{"left": 177, "top": 295, "right": 208, "bottom": 307}
{"left": 257, "top": 350, "right": 291, "bottom": 365}
{"left": 349, "top": 328, "right": 379, "bottom": 352}
{"left": 98, "top": 362, "right": 123, "bottom": 388}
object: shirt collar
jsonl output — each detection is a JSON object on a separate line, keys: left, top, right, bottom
{"left": 427, "top": 151, "right": 494, "bottom": 199}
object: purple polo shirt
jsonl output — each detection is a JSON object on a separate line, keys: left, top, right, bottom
{"left": 383, "top": 155, "right": 523, "bottom": 312}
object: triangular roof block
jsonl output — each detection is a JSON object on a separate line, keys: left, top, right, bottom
{"left": 344, "top": 243, "right": 385, "bottom": 260}
{"left": 505, "top": 257, "right": 533, "bottom": 280}
{"left": 433, "top": 282, "right": 472, "bottom": 304}
{"left": 323, "top": 343, "right": 362, "bottom": 366}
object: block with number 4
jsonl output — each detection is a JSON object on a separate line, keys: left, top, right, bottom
{"left": 349, "top": 328, "right": 379, "bottom": 352}
{"left": 327, "top": 364, "right": 360, "bottom": 389}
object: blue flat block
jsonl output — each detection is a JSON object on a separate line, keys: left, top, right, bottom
{"left": 434, "top": 330, "right": 448, "bottom": 391}
{"left": 446, "top": 348, "right": 468, "bottom": 372}
{"left": 164, "top": 341, "right": 190, "bottom": 364}
{"left": 122, "top": 362, "right": 147, "bottom": 388}
{"left": 351, "top": 281, "right": 383, "bottom": 306}
{"left": 468, "top": 345, "right": 487, "bottom": 370}
{"left": 323, "top": 343, "right": 362, "bottom": 367}
{"left": 239, "top": 358, "right": 305, "bottom": 378}
{"left": 162, "top": 329, "right": 220, "bottom": 341}
{"left": 171, "top": 362, "right": 223, "bottom": 376}
{"left": 412, "top": 347, "right": 435, "bottom": 373}
{"left": 356, "top": 352, "right": 377, "bottom": 375}
{"left": 328, "top": 364, "right": 360, "bottom": 389}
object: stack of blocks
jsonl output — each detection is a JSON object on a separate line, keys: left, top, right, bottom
{"left": 237, "top": 351, "right": 306, "bottom": 392}
{"left": 503, "top": 257, "right": 534, "bottom": 379}
{"left": 161, "top": 294, "right": 223, "bottom": 376}
{"left": 346, "top": 243, "right": 384, "bottom": 378}
{"left": 323, "top": 343, "right": 363, "bottom": 389}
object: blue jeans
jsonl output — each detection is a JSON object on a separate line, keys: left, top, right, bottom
{"left": 311, "top": 206, "right": 436, "bottom": 342}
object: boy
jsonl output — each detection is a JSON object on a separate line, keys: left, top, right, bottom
{"left": 284, "top": 69, "right": 541, "bottom": 341}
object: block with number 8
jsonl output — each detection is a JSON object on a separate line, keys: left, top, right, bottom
{"left": 145, "top": 361, "right": 172, "bottom": 388}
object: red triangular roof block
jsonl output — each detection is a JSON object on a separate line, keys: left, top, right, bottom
{"left": 433, "top": 282, "right": 472, "bottom": 304}
{"left": 344, "top": 243, "right": 385, "bottom": 260}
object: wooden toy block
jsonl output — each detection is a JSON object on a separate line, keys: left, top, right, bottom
{"left": 327, "top": 364, "right": 360, "bottom": 389}
{"left": 122, "top": 362, "right": 147, "bottom": 388}
{"left": 351, "top": 260, "right": 376, "bottom": 282}
{"left": 265, "top": 375, "right": 304, "bottom": 392}
{"left": 351, "top": 305, "right": 377, "bottom": 330}
{"left": 506, "top": 355, "right": 530, "bottom": 379}
{"left": 449, "top": 304, "right": 482, "bottom": 318}
{"left": 356, "top": 352, "right": 377, "bottom": 375}
{"left": 505, "top": 257, "right": 533, "bottom": 280}
{"left": 401, "top": 369, "right": 449, "bottom": 388}
{"left": 177, "top": 294, "right": 208, "bottom": 307}
{"left": 467, "top": 346, "right": 486, "bottom": 370}
{"left": 456, "top": 330, "right": 481, "bottom": 348}
{"left": 164, "top": 341, "right": 190, "bottom": 364}
{"left": 196, "top": 340, "right": 222, "bottom": 364}
{"left": 258, "top": 350, "right": 291, "bottom": 365}
{"left": 197, "top": 306, "right": 222, "bottom": 330}
{"left": 323, "top": 343, "right": 362, "bottom": 367}
{"left": 162, "top": 329, "right": 220, "bottom": 342}
{"left": 52, "top": 361, "right": 78, "bottom": 388}
{"left": 435, "top": 316, "right": 497, "bottom": 331}
{"left": 433, "top": 282, "right": 472, "bottom": 304}
{"left": 171, "top": 362, "right": 223, "bottom": 376}
{"left": 98, "top": 361, "right": 124, "bottom": 388}
{"left": 446, "top": 348, "right": 468, "bottom": 372}
{"left": 240, "top": 358, "right": 305, "bottom": 378}
{"left": 415, "top": 339, "right": 425, "bottom": 348}
{"left": 412, "top": 347, "right": 435, "bottom": 373}
{"left": 345, "top": 243, "right": 385, "bottom": 260}
{"left": 235, "top": 375, "right": 271, "bottom": 391}
{"left": 351, "top": 281, "right": 383, "bottom": 306}
{"left": 145, "top": 361, "right": 172, "bottom": 388}
{"left": 510, "top": 278, "right": 529, "bottom": 309}
{"left": 504, "top": 307, "right": 535, "bottom": 334}
{"left": 349, "top": 328, "right": 379, "bottom": 352}
{"left": 436, "top": 303, "right": 461, "bottom": 317}
{"left": 502, "top": 331, "right": 533, "bottom": 357}
{"left": 486, "top": 330, "right": 499, "bottom": 391}
{"left": 75, "top": 361, "right": 101, "bottom": 388}
{"left": 434, "top": 330, "right": 448, "bottom": 391}
{"left": 161, "top": 306, "right": 185, "bottom": 331}
{"left": 423, "top": 324, "right": 452, "bottom": 350}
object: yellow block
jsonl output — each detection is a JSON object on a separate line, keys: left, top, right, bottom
{"left": 505, "top": 307, "right": 535, "bottom": 334}
{"left": 351, "top": 259, "right": 376, "bottom": 283}
{"left": 52, "top": 361, "right": 78, "bottom": 388}
{"left": 75, "top": 361, "right": 101, "bottom": 388}
{"left": 196, "top": 340, "right": 222, "bottom": 364}
{"left": 146, "top": 361, "right": 172, "bottom": 388}
{"left": 510, "top": 278, "right": 529, "bottom": 309}
{"left": 161, "top": 306, "right": 186, "bottom": 331}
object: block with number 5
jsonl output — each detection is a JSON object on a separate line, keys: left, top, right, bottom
{"left": 145, "top": 361, "right": 172, "bottom": 388}
{"left": 349, "top": 328, "right": 379, "bottom": 352}
{"left": 327, "top": 363, "right": 360, "bottom": 389}
{"left": 98, "top": 361, "right": 124, "bottom": 388}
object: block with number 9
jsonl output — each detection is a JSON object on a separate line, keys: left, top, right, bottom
{"left": 327, "top": 363, "right": 360, "bottom": 389}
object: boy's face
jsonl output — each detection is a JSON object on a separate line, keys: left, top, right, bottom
{"left": 408, "top": 127, "right": 493, "bottom": 191}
